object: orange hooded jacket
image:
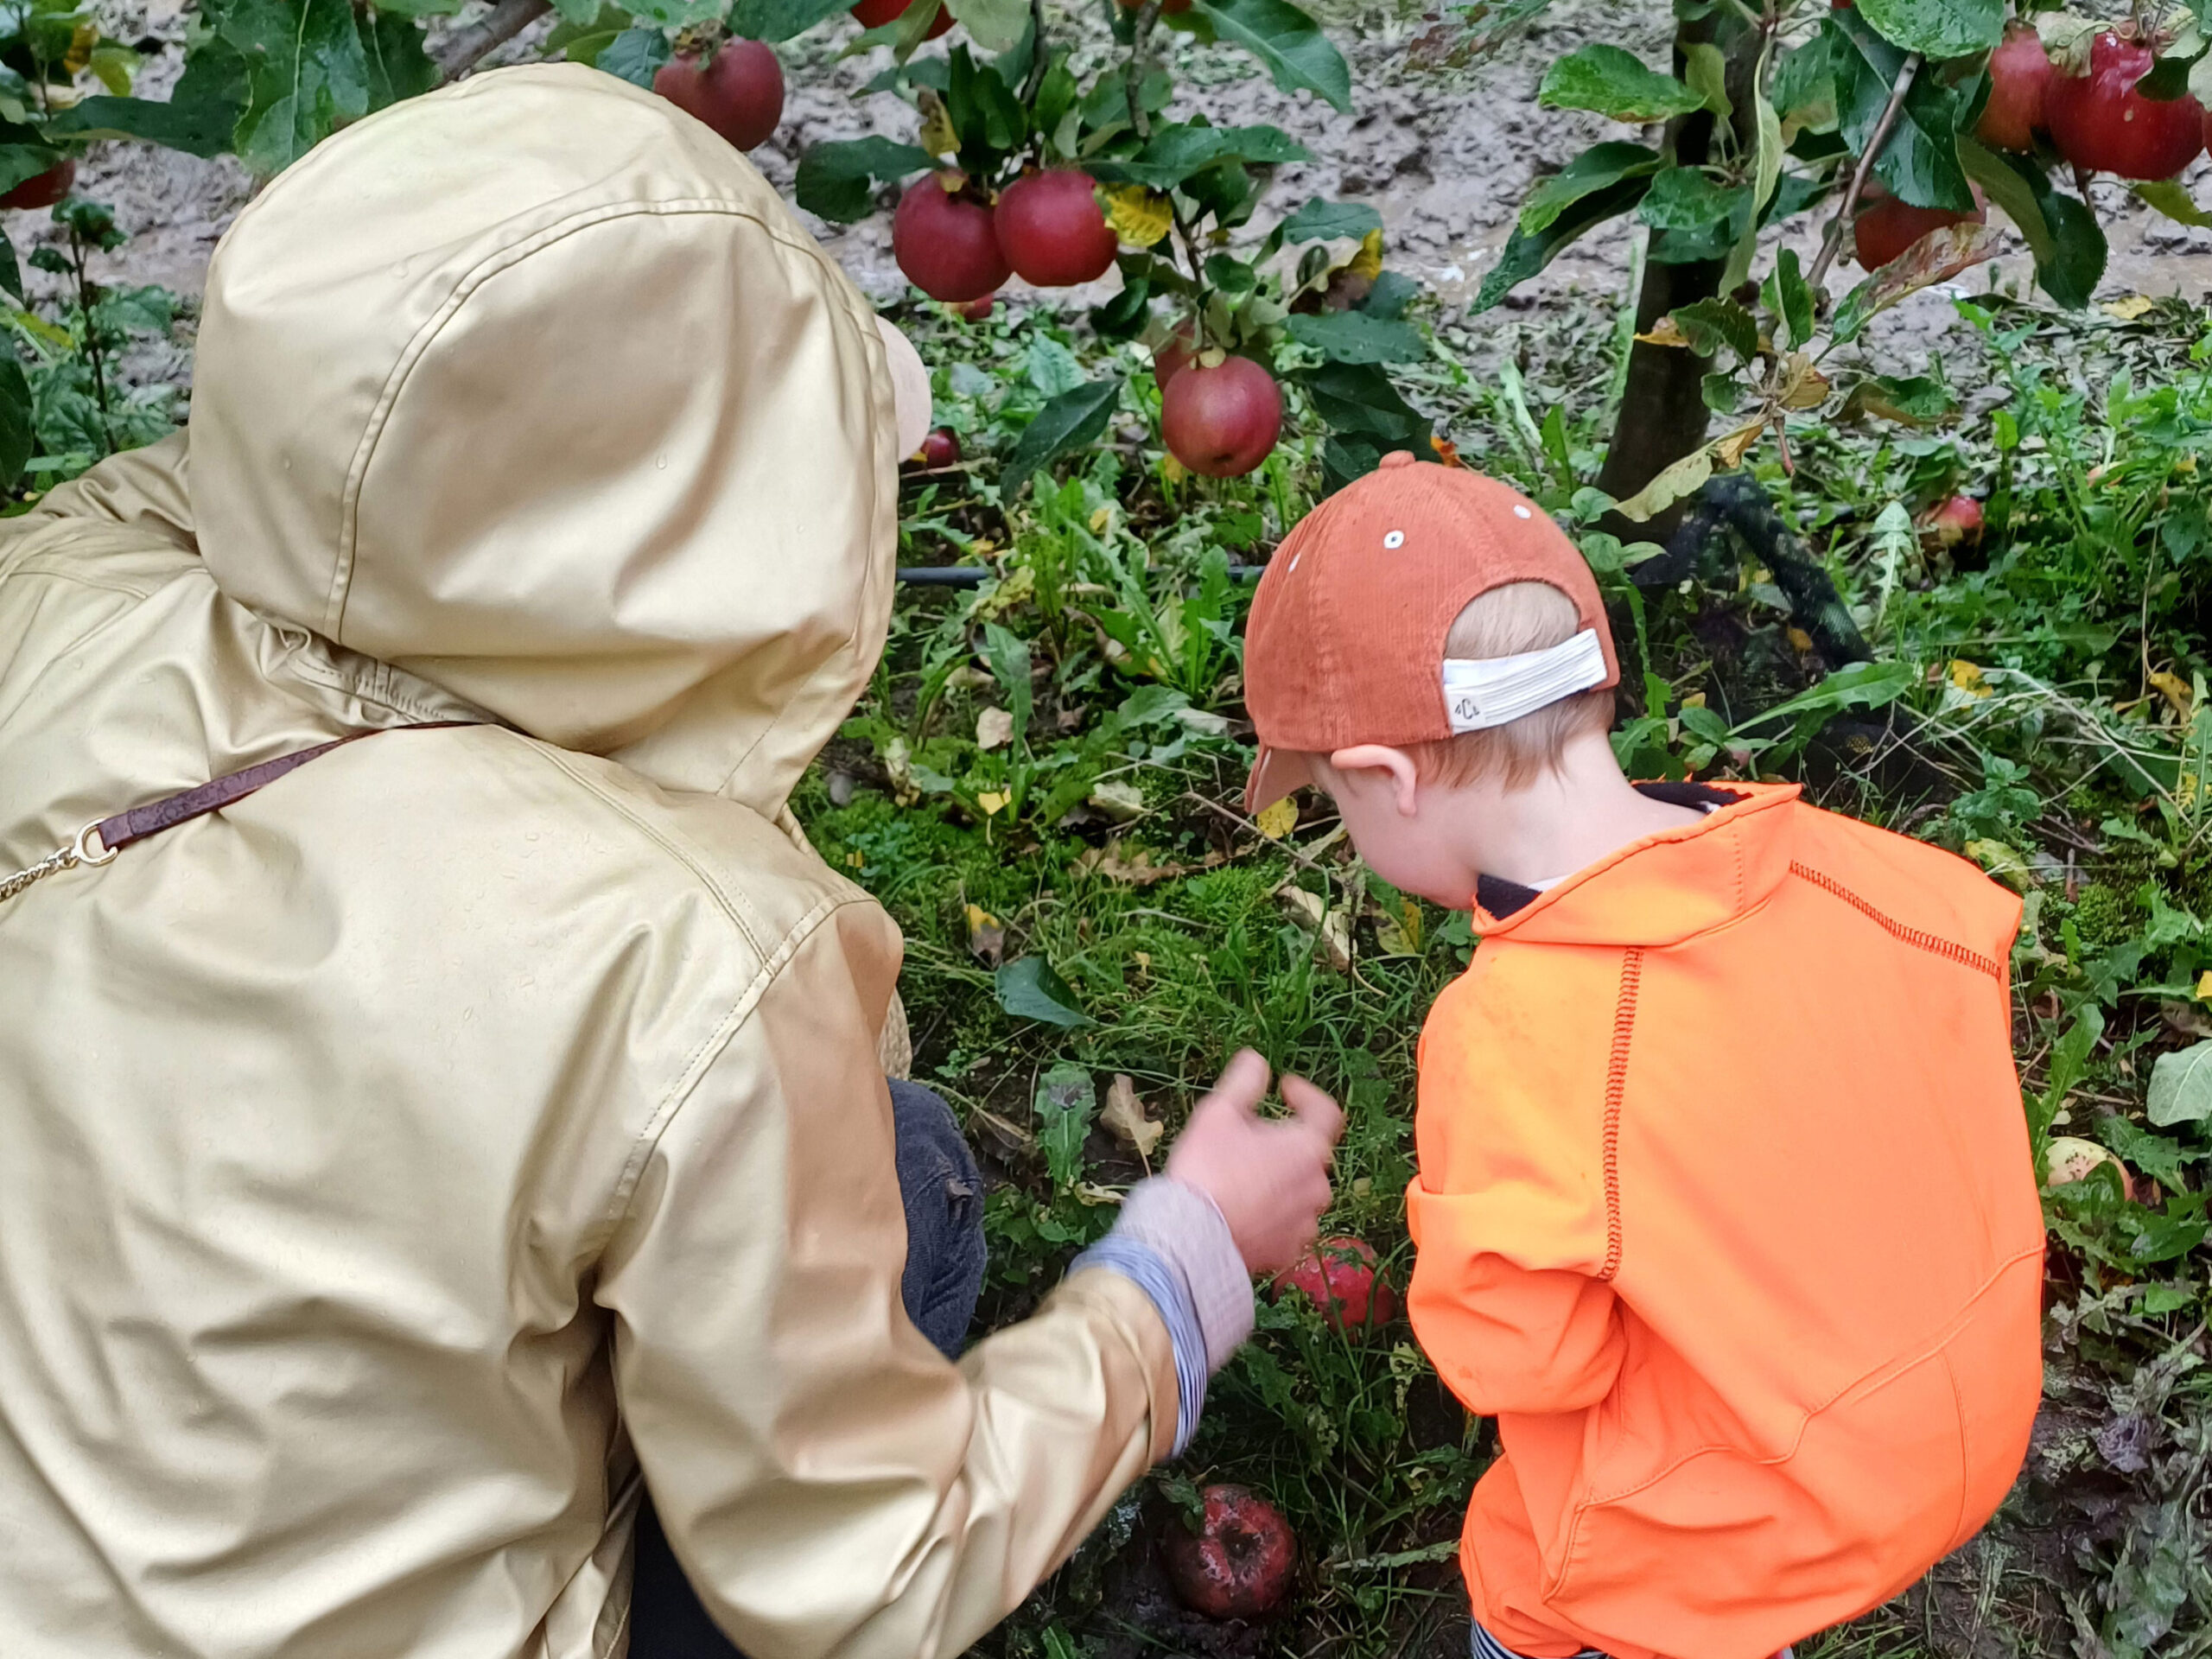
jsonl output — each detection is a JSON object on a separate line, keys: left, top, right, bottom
{"left": 1406, "top": 783, "right": 2043, "bottom": 1659}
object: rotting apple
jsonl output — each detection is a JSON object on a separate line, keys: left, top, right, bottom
{"left": 1162, "top": 1485, "right": 1297, "bottom": 1621}
{"left": 1274, "top": 1235, "right": 1396, "bottom": 1335}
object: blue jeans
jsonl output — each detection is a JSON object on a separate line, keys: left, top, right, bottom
{"left": 629, "top": 1079, "right": 986, "bottom": 1657}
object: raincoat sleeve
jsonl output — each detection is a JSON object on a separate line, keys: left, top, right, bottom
{"left": 1403, "top": 971, "right": 1625, "bottom": 1419}
{"left": 596, "top": 894, "right": 1181, "bottom": 1659}
{"left": 4, "top": 432, "right": 195, "bottom": 546}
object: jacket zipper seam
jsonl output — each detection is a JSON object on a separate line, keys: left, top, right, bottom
{"left": 1598, "top": 947, "right": 1643, "bottom": 1283}
{"left": 1789, "top": 861, "right": 2002, "bottom": 978}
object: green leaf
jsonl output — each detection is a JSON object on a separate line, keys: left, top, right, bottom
{"left": 1360, "top": 269, "right": 1419, "bottom": 320}
{"left": 1285, "top": 309, "right": 1427, "bottom": 365}
{"left": 208, "top": 0, "right": 372, "bottom": 174}
{"left": 45, "top": 92, "right": 237, "bottom": 156}
{"left": 1682, "top": 40, "right": 1731, "bottom": 116}
{"left": 981, "top": 619, "right": 1033, "bottom": 747}
{"left": 1827, "top": 11, "right": 1975, "bottom": 211}
{"left": 1300, "top": 359, "right": 1430, "bottom": 449}
{"left": 1637, "top": 166, "right": 1745, "bottom": 231}
{"left": 1959, "top": 137, "right": 2104, "bottom": 308}
{"left": 1732, "top": 659, "right": 1916, "bottom": 731}
{"left": 1538, "top": 44, "right": 1707, "bottom": 124}
{"left": 1001, "top": 378, "right": 1121, "bottom": 493}
{"left": 1086, "top": 123, "right": 1308, "bottom": 191}
{"left": 728, "top": 0, "right": 866, "bottom": 37}
{"left": 0, "top": 226, "right": 20, "bottom": 301}
{"left": 1279, "top": 196, "right": 1382, "bottom": 243}
{"left": 2133, "top": 179, "right": 2212, "bottom": 229}
{"left": 792, "top": 137, "right": 931, "bottom": 222}
{"left": 996, "top": 959, "right": 1096, "bottom": 1030}
{"left": 1773, "top": 32, "right": 1838, "bottom": 136}
{"left": 595, "top": 27, "right": 671, "bottom": 88}
{"left": 1033, "top": 1061, "right": 1096, "bottom": 1185}
{"left": 2151, "top": 1041, "right": 2212, "bottom": 1127}
{"left": 1763, "top": 246, "right": 1815, "bottom": 352}
{"left": 1520, "top": 142, "right": 1663, "bottom": 236}
{"left": 625, "top": 0, "right": 722, "bottom": 29}
{"left": 1473, "top": 172, "right": 1651, "bottom": 314}
{"left": 947, "top": 0, "right": 1027, "bottom": 53}
{"left": 1857, "top": 0, "right": 2003, "bottom": 60}
{"left": 1186, "top": 0, "right": 1351, "bottom": 113}
{"left": 0, "top": 353, "right": 34, "bottom": 490}
{"left": 359, "top": 10, "right": 435, "bottom": 111}
{"left": 1671, "top": 296, "right": 1758, "bottom": 363}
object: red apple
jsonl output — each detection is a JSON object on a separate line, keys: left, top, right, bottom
{"left": 893, "top": 175, "right": 1011, "bottom": 304}
{"left": 652, "top": 41, "right": 784, "bottom": 152}
{"left": 994, "top": 170, "right": 1118, "bottom": 288}
{"left": 852, "top": 0, "right": 953, "bottom": 37}
{"left": 1, "top": 159, "right": 73, "bottom": 211}
{"left": 957, "top": 294, "right": 995, "bottom": 321}
{"left": 917, "top": 427, "right": 961, "bottom": 467}
{"left": 1162, "top": 1485, "right": 1297, "bottom": 1621}
{"left": 1274, "top": 1235, "right": 1396, "bottom": 1334}
{"left": 1161, "top": 355, "right": 1281, "bottom": 478}
{"left": 1923, "top": 494, "right": 1984, "bottom": 546}
{"left": 1979, "top": 25, "right": 2055, "bottom": 153}
{"left": 2046, "top": 31, "right": 2207, "bottom": 181}
{"left": 1852, "top": 181, "right": 1985, "bottom": 270}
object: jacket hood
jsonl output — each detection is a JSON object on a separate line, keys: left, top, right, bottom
{"left": 188, "top": 64, "right": 899, "bottom": 814}
{"left": 1473, "top": 782, "right": 1802, "bottom": 949}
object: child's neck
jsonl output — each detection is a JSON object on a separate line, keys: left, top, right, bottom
{"left": 1468, "top": 734, "right": 1709, "bottom": 890}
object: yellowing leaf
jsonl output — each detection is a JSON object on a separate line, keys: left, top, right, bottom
{"left": 976, "top": 790, "right": 1010, "bottom": 817}
{"left": 1255, "top": 797, "right": 1300, "bottom": 840}
{"left": 2152, "top": 669, "right": 2196, "bottom": 722}
{"left": 1785, "top": 626, "right": 1815, "bottom": 653}
{"left": 1089, "top": 505, "right": 1115, "bottom": 534}
{"left": 1949, "top": 659, "right": 1992, "bottom": 697}
{"left": 1349, "top": 227, "right": 1384, "bottom": 281}
{"left": 1102, "top": 1073, "right": 1164, "bottom": 1166}
{"left": 917, "top": 90, "right": 959, "bottom": 159}
{"left": 845, "top": 849, "right": 865, "bottom": 868}
{"left": 1636, "top": 317, "right": 1694, "bottom": 349}
{"left": 2104, "top": 294, "right": 2158, "bottom": 321}
{"left": 1964, "top": 838, "right": 2034, "bottom": 891}
{"left": 1160, "top": 453, "right": 1189, "bottom": 485}
{"left": 1778, "top": 353, "right": 1831, "bottom": 411}
{"left": 1713, "top": 417, "right": 1766, "bottom": 469}
{"left": 2196, "top": 969, "right": 2212, "bottom": 1003}
{"left": 1101, "top": 182, "right": 1173, "bottom": 247}
{"left": 1611, "top": 445, "right": 1713, "bottom": 523}
{"left": 62, "top": 19, "right": 95, "bottom": 74}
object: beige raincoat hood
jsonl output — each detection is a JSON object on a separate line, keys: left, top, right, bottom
{"left": 0, "top": 65, "right": 1177, "bottom": 1659}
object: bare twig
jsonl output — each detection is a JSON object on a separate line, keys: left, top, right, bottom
{"left": 1124, "top": 0, "right": 1164, "bottom": 143}
{"left": 434, "top": 0, "right": 553, "bottom": 81}
{"left": 1807, "top": 50, "right": 1923, "bottom": 292}
{"left": 1020, "top": 0, "right": 1049, "bottom": 104}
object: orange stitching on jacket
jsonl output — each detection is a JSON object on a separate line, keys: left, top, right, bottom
{"left": 1599, "top": 949, "right": 1643, "bottom": 1282}
{"left": 1789, "top": 861, "right": 2002, "bottom": 978}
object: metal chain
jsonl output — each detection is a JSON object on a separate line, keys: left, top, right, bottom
{"left": 0, "top": 822, "right": 114, "bottom": 908}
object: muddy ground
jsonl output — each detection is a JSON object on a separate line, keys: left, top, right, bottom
{"left": 38, "top": 0, "right": 2212, "bottom": 408}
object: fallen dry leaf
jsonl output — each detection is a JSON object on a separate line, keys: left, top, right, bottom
{"left": 1075, "top": 842, "right": 1223, "bottom": 887}
{"left": 1102, "top": 1073, "right": 1164, "bottom": 1168}
{"left": 971, "top": 1107, "right": 1034, "bottom": 1152}
{"left": 965, "top": 903, "right": 1005, "bottom": 966}
{"left": 1319, "top": 907, "right": 1353, "bottom": 974}
{"left": 1089, "top": 779, "right": 1146, "bottom": 823}
{"left": 976, "top": 707, "right": 1014, "bottom": 750}
{"left": 1254, "top": 797, "right": 1300, "bottom": 840}
{"left": 2151, "top": 669, "right": 2196, "bottom": 722}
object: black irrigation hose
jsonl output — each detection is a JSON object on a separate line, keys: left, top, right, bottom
{"left": 896, "top": 564, "right": 1268, "bottom": 587}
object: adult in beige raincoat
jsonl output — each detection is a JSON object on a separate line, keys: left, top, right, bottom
{"left": 0, "top": 65, "right": 1342, "bottom": 1659}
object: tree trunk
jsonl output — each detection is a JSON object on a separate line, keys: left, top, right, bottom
{"left": 1596, "top": 12, "right": 1765, "bottom": 533}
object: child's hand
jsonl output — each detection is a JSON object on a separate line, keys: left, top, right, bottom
{"left": 1166, "top": 1050, "right": 1344, "bottom": 1277}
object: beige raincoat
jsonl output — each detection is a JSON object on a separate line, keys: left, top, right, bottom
{"left": 0, "top": 66, "right": 1178, "bottom": 1659}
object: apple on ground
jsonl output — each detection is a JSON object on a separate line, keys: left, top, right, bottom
{"left": 893, "top": 175, "right": 1011, "bottom": 304}
{"left": 1161, "top": 1485, "right": 1297, "bottom": 1621}
{"left": 1922, "top": 494, "right": 1984, "bottom": 547}
{"left": 1977, "top": 24, "right": 2055, "bottom": 153}
{"left": 994, "top": 170, "right": 1118, "bottom": 288}
{"left": 915, "top": 428, "right": 961, "bottom": 468}
{"left": 2044, "top": 1135, "right": 2138, "bottom": 1203}
{"left": 851, "top": 0, "right": 952, "bottom": 37}
{"left": 2045, "top": 32, "right": 2207, "bottom": 181}
{"left": 1161, "top": 355, "right": 1282, "bottom": 479}
{"left": 652, "top": 41, "right": 784, "bottom": 152}
{"left": 1, "top": 159, "right": 73, "bottom": 211}
{"left": 1273, "top": 1235, "right": 1396, "bottom": 1334}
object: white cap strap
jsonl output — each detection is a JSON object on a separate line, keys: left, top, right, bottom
{"left": 1441, "top": 628, "right": 1608, "bottom": 733}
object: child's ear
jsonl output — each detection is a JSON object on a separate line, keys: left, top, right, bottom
{"left": 1328, "top": 745, "right": 1421, "bottom": 817}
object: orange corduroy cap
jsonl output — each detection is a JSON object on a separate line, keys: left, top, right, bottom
{"left": 1242, "top": 453, "right": 1619, "bottom": 813}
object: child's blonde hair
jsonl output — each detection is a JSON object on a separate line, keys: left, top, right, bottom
{"left": 1402, "top": 582, "right": 1615, "bottom": 789}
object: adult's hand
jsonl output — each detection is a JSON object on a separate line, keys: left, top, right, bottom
{"left": 1165, "top": 1049, "right": 1343, "bottom": 1277}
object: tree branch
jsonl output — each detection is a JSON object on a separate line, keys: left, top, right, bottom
{"left": 1807, "top": 49, "right": 1921, "bottom": 292}
{"left": 1124, "top": 0, "right": 1163, "bottom": 142}
{"left": 1020, "top": 0, "right": 1048, "bottom": 103}
{"left": 435, "top": 0, "right": 553, "bottom": 82}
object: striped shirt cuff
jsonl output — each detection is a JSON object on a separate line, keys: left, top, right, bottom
{"left": 1071, "top": 1234, "right": 1208, "bottom": 1456}
{"left": 1471, "top": 1627, "right": 1605, "bottom": 1659}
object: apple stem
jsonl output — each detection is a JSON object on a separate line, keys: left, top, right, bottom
{"left": 1807, "top": 49, "right": 1922, "bottom": 292}
{"left": 434, "top": 0, "right": 552, "bottom": 80}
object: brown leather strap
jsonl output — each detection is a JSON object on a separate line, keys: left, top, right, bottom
{"left": 93, "top": 722, "right": 477, "bottom": 856}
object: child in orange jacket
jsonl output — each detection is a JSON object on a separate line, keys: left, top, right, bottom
{"left": 1241, "top": 453, "right": 2044, "bottom": 1659}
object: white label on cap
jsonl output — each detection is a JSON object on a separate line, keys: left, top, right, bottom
{"left": 1441, "top": 629, "right": 1607, "bottom": 733}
